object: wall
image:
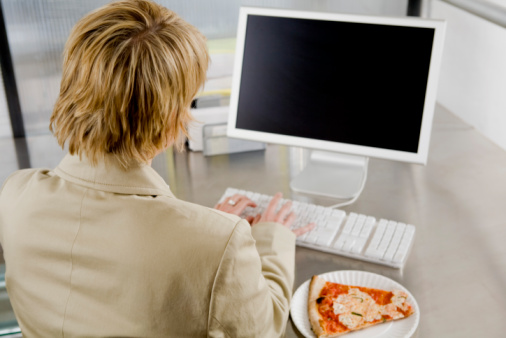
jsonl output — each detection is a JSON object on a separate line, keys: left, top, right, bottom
{"left": 431, "top": 0, "right": 506, "bottom": 151}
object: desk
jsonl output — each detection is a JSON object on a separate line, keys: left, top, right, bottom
{"left": 152, "top": 104, "right": 506, "bottom": 337}
{"left": 0, "top": 104, "right": 505, "bottom": 337}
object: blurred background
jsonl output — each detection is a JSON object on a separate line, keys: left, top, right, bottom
{"left": 0, "top": 0, "right": 414, "bottom": 139}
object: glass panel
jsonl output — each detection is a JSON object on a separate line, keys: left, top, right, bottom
{"left": 2, "top": 0, "right": 109, "bottom": 136}
{"left": 0, "top": 267, "right": 20, "bottom": 336}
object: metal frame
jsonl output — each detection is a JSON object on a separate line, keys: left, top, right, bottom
{"left": 0, "top": 0, "right": 24, "bottom": 138}
{"left": 0, "top": 0, "right": 31, "bottom": 169}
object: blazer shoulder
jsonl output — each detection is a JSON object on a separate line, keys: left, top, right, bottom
{"left": 1, "top": 168, "right": 50, "bottom": 194}
{"left": 152, "top": 196, "right": 248, "bottom": 237}
{"left": 207, "top": 207, "right": 244, "bottom": 224}
{"left": 180, "top": 199, "right": 246, "bottom": 231}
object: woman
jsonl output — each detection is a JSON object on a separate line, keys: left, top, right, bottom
{"left": 0, "top": 0, "right": 312, "bottom": 336}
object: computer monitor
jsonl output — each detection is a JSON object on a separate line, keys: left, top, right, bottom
{"left": 227, "top": 7, "right": 446, "bottom": 200}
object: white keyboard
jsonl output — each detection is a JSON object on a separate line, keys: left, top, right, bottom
{"left": 219, "top": 188, "right": 416, "bottom": 268}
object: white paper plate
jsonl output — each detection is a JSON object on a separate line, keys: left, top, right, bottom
{"left": 290, "top": 270, "right": 420, "bottom": 338}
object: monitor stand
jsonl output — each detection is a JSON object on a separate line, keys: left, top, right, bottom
{"left": 290, "top": 150, "right": 369, "bottom": 199}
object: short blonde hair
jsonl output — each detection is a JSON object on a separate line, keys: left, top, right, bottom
{"left": 50, "top": 0, "right": 209, "bottom": 168}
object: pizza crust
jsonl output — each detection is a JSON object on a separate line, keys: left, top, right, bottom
{"left": 308, "top": 275, "right": 327, "bottom": 337}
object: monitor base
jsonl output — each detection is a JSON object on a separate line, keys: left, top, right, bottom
{"left": 290, "top": 150, "right": 369, "bottom": 200}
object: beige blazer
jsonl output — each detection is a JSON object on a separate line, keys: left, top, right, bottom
{"left": 0, "top": 154, "right": 296, "bottom": 337}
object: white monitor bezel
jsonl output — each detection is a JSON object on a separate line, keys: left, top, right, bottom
{"left": 227, "top": 7, "right": 446, "bottom": 165}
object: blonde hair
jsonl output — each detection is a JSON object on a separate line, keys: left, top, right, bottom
{"left": 50, "top": 0, "right": 209, "bottom": 168}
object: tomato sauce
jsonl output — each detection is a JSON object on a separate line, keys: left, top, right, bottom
{"left": 317, "top": 282, "right": 393, "bottom": 334}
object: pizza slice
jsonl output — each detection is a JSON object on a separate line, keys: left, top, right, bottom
{"left": 308, "top": 275, "right": 415, "bottom": 337}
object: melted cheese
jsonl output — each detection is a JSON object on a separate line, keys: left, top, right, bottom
{"left": 332, "top": 288, "right": 408, "bottom": 329}
{"left": 391, "top": 290, "right": 410, "bottom": 311}
{"left": 333, "top": 302, "right": 347, "bottom": 315}
{"left": 339, "top": 313, "right": 362, "bottom": 329}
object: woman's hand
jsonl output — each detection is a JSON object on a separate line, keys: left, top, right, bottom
{"left": 250, "top": 193, "right": 315, "bottom": 237}
{"left": 214, "top": 194, "right": 258, "bottom": 224}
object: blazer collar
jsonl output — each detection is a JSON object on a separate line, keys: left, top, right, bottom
{"left": 54, "top": 153, "right": 175, "bottom": 197}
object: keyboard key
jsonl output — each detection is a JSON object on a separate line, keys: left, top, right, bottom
{"left": 314, "top": 227, "right": 338, "bottom": 246}
{"left": 359, "top": 217, "right": 375, "bottom": 238}
{"left": 333, "top": 234, "right": 348, "bottom": 250}
{"left": 378, "top": 224, "right": 395, "bottom": 253}
{"left": 351, "top": 215, "right": 366, "bottom": 236}
{"left": 367, "top": 225, "right": 385, "bottom": 251}
{"left": 342, "top": 213, "right": 357, "bottom": 234}
{"left": 383, "top": 242, "right": 399, "bottom": 261}
{"left": 342, "top": 237, "right": 356, "bottom": 252}
{"left": 397, "top": 226, "right": 415, "bottom": 254}
{"left": 352, "top": 238, "right": 367, "bottom": 254}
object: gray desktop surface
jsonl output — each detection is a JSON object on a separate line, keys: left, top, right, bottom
{"left": 0, "top": 104, "right": 505, "bottom": 337}
{"left": 161, "top": 104, "right": 506, "bottom": 337}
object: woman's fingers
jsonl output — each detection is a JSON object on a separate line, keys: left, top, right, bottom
{"left": 281, "top": 211, "right": 296, "bottom": 228}
{"left": 251, "top": 213, "right": 261, "bottom": 226}
{"left": 274, "top": 201, "right": 292, "bottom": 224}
{"left": 235, "top": 198, "right": 256, "bottom": 211}
{"left": 261, "top": 193, "right": 282, "bottom": 222}
{"left": 292, "top": 223, "right": 316, "bottom": 237}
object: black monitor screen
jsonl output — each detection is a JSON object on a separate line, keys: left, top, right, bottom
{"left": 235, "top": 14, "right": 435, "bottom": 154}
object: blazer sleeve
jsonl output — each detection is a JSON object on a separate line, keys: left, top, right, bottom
{"left": 207, "top": 219, "right": 296, "bottom": 338}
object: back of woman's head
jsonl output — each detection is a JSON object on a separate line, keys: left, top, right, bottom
{"left": 50, "top": 0, "right": 209, "bottom": 168}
